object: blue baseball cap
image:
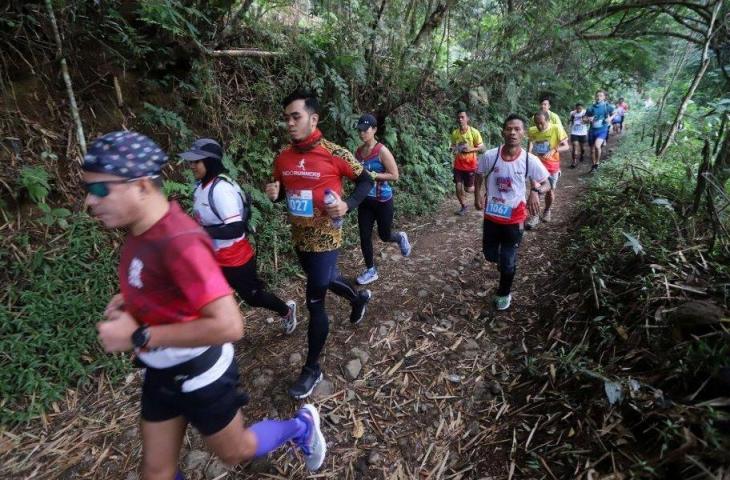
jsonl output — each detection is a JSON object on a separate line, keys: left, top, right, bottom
{"left": 356, "top": 114, "right": 377, "bottom": 131}
{"left": 82, "top": 131, "right": 167, "bottom": 178}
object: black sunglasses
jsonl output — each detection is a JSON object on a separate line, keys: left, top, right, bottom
{"left": 83, "top": 176, "right": 158, "bottom": 198}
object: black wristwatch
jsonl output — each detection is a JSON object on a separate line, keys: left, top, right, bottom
{"left": 531, "top": 187, "right": 541, "bottom": 195}
{"left": 132, "top": 324, "right": 151, "bottom": 349}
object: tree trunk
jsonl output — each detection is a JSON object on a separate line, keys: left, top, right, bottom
{"left": 653, "top": 42, "right": 690, "bottom": 146}
{"left": 45, "top": 0, "right": 86, "bottom": 160}
{"left": 692, "top": 140, "right": 711, "bottom": 214}
{"left": 410, "top": 0, "right": 457, "bottom": 50}
{"left": 658, "top": 1, "right": 722, "bottom": 156}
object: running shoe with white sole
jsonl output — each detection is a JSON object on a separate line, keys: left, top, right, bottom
{"left": 456, "top": 205, "right": 468, "bottom": 216}
{"left": 295, "top": 404, "right": 327, "bottom": 471}
{"left": 288, "top": 366, "right": 323, "bottom": 399}
{"left": 525, "top": 215, "right": 540, "bottom": 230}
{"left": 495, "top": 294, "right": 512, "bottom": 311}
{"left": 398, "top": 231, "right": 412, "bottom": 257}
{"left": 542, "top": 209, "right": 552, "bottom": 223}
{"left": 282, "top": 300, "right": 297, "bottom": 334}
{"left": 350, "top": 289, "right": 372, "bottom": 325}
{"left": 356, "top": 267, "right": 378, "bottom": 285}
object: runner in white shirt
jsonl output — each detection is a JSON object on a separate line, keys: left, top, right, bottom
{"left": 181, "top": 138, "right": 298, "bottom": 335}
{"left": 567, "top": 103, "right": 588, "bottom": 168}
{"left": 474, "top": 114, "right": 551, "bottom": 311}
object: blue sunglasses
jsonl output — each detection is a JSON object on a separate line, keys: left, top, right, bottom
{"left": 83, "top": 176, "right": 158, "bottom": 198}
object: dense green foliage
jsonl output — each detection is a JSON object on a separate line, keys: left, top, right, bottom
{"left": 548, "top": 108, "right": 729, "bottom": 476}
{"left": 0, "top": 0, "right": 728, "bottom": 475}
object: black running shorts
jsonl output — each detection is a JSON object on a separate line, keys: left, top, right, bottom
{"left": 141, "top": 360, "right": 248, "bottom": 436}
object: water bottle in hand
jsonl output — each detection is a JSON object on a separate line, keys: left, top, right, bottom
{"left": 323, "top": 189, "right": 344, "bottom": 228}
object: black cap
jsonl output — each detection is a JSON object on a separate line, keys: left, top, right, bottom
{"left": 356, "top": 114, "right": 377, "bottom": 131}
{"left": 179, "top": 138, "right": 223, "bottom": 161}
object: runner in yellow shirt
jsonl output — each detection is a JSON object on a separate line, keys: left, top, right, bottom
{"left": 529, "top": 97, "right": 565, "bottom": 130}
{"left": 527, "top": 111, "right": 569, "bottom": 228}
{"left": 450, "top": 110, "right": 485, "bottom": 215}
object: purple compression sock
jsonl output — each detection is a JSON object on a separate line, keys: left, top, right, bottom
{"left": 174, "top": 472, "right": 185, "bottom": 480}
{"left": 249, "top": 418, "right": 308, "bottom": 457}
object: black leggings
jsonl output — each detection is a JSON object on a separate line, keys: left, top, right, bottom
{"left": 357, "top": 197, "right": 400, "bottom": 268}
{"left": 222, "top": 256, "right": 289, "bottom": 317}
{"left": 296, "top": 249, "right": 360, "bottom": 369}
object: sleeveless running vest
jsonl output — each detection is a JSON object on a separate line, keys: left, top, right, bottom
{"left": 356, "top": 143, "right": 393, "bottom": 202}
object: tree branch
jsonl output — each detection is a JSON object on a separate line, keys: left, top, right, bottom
{"left": 44, "top": 0, "right": 86, "bottom": 159}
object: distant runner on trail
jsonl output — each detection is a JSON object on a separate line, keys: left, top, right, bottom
{"left": 83, "top": 131, "right": 326, "bottom": 480}
{"left": 527, "top": 111, "right": 569, "bottom": 228}
{"left": 585, "top": 90, "right": 615, "bottom": 173}
{"left": 265, "top": 89, "right": 373, "bottom": 399}
{"left": 612, "top": 97, "right": 628, "bottom": 134}
{"left": 474, "top": 115, "right": 551, "bottom": 311}
{"left": 450, "top": 109, "right": 485, "bottom": 215}
{"left": 180, "top": 138, "right": 297, "bottom": 335}
{"left": 353, "top": 113, "right": 412, "bottom": 285}
{"left": 567, "top": 103, "right": 588, "bottom": 168}
{"left": 529, "top": 97, "right": 565, "bottom": 129}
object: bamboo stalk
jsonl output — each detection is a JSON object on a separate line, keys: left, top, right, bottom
{"left": 44, "top": 0, "right": 86, "bottom": 160}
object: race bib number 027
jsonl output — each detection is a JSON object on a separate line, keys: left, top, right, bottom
{"left": 485, "top": 202, "right": 513, "bottom": 219}
{"left": 287, "top": 190, "right": 314, "bottom": 217}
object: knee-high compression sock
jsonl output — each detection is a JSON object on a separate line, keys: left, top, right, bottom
{"left": 305, "top": 297, "right": 329, "bottom": 368}
{"left": 249, "top": 418, "right": 308, "bottom": 457}
{"left": 497, "top": 271, "right": 515, "bottom": 296}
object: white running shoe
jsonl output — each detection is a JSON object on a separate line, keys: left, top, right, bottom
{"left": 295, "top": 404, "right": 327, "bottom": 471}
{"left": 282, "top": 300, "right": 297, "bottom": 334}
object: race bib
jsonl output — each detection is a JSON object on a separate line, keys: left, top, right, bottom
{"left": 533, "top": 141, "right": 550, "bottom": 155}
{"left": 485, "top": 202, "right": 513, "bottom": 219}
{"left": 287, "top": 190, "right": 314, "bottom": 217}
{"left": 592, "top": 118, "right": 604, "bottom": 129}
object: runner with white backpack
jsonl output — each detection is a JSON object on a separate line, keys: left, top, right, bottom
{"left": 181, "top": 138, "right": 298, "bottom": 335}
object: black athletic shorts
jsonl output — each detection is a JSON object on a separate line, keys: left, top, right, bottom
{"left": 570, "top": 134, "right": 587, "bottom": 144}
{"left": 141, "top": 356, "right": 249, "bottom": 436}
{"left": 453, "top": 168, "right": 475, "bottom": 188}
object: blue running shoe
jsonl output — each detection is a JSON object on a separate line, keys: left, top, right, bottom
{"left": 357, "top": 267, "right": 378, "bottom": 285}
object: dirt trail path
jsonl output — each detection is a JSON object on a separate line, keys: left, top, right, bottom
{"left": 1, "top": 139, "right": 618, "bottom": 479}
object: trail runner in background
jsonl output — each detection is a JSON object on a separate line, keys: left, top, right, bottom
{"left": 450, "top": 110, "right": 485, "bottom": 215}
{"left": 529, "top": 97, "right": 565, "bottom": 130}
{"left": 353, "top": 113, "right": 412, "bottom": 285}
{"left": 526, "top": 111, "right": 569, "bottom": 228}
{"left": 585, "top": 90, "right": 615, "bottom": 173}
{"left": 567, "top": 103, "right": 588, "bottom": 168}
